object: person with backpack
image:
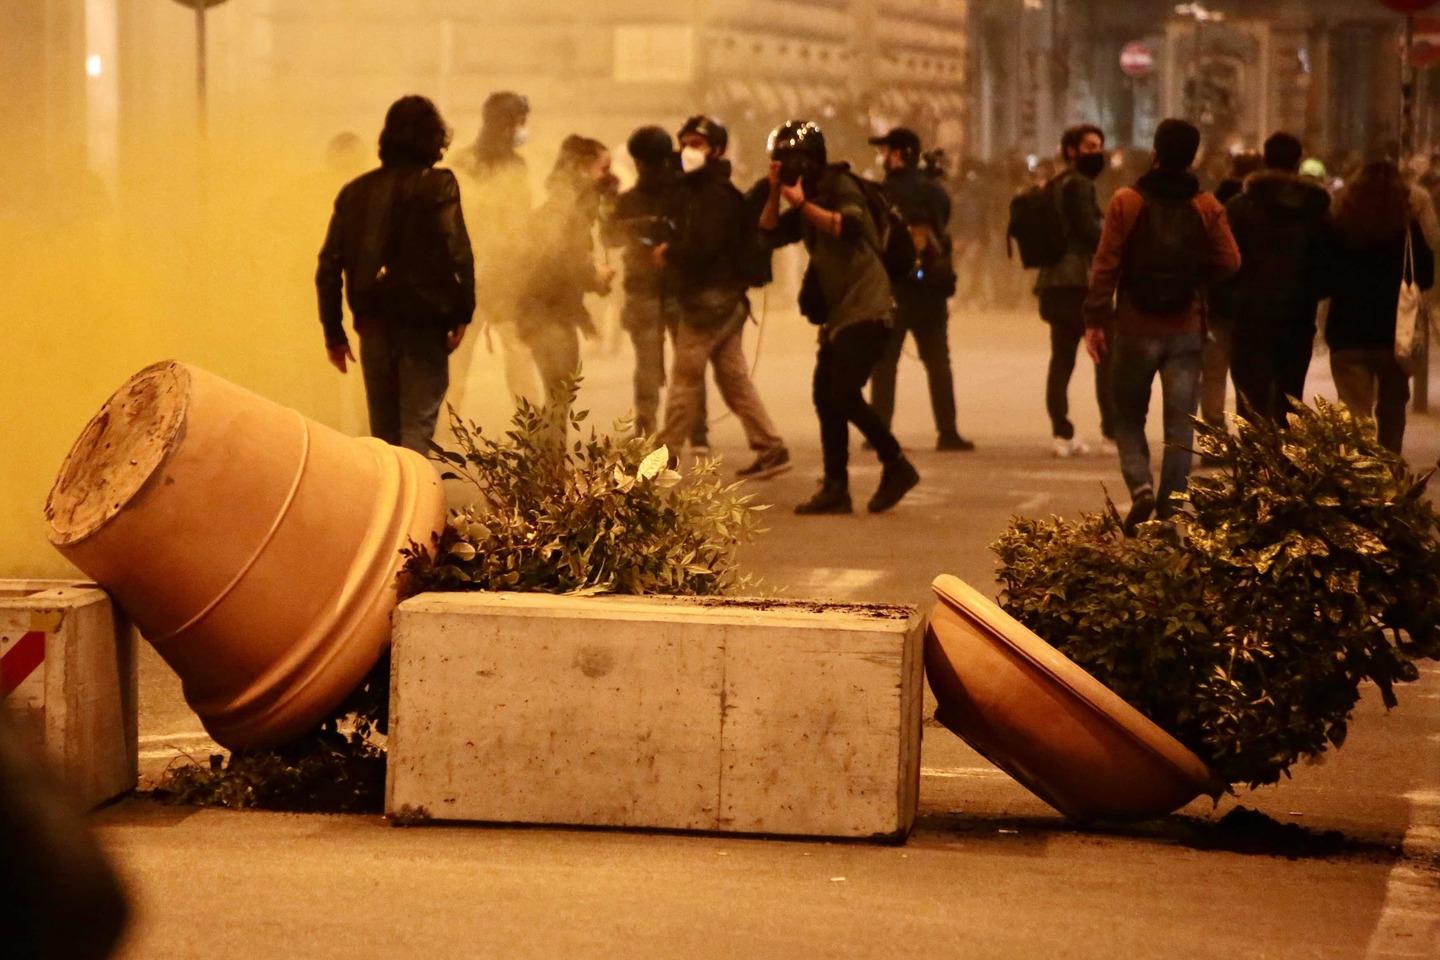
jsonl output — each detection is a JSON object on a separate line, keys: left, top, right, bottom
{"left": 1015, "top": 123, "right": 1116, "bottom": 458}
{"left": 759, "top": 119, "right": 921, "bottom": 515}
{"left": 316, "top": 95, "right": 476, "bottom": 453}
{"left": 1322, "top": 159, "right": 1434, "bottom": 454}
{"left": 1200, "top": 148, "right": 1263, "bottom": 443}
{"left": 1224, "top": 132, "right": 1332, "bottom": 425}
{"left": 866, "top": 127, "right": 976, "bottom": 453}
{"left": 653, "top": 116, "right": 790, "bottom": 478}
{"left": 1083, "top": 118, "right": 1241, "bottom": 533}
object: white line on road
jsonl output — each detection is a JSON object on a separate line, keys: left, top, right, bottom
{"left": 1363, "top": 790, "right": 1440, "bottom": 958}
{"left": 138, "top": 731, "right": 211, "bottom": 744}
{"left": 780, "top": 568, "right": 887, "bottom": 594}
{"left": 1014, "top": 491, "right": 1052, "bottom": 514}
{"left": 921, "top": 766, "right": 1009, "bottom": 780}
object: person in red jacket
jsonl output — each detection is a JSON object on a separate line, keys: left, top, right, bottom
{"left": 1083, "top": 119, "right": 1241, "bottom": 533}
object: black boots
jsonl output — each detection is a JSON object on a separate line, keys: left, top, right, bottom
{"left": 794, "top": 481, "right": 854, "bottom": 515}
{"left": 867, "top": 459, "right": 921, "bottom": 514}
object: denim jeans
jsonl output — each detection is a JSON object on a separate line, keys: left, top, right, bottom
{"left": 358, "top": 321, "right": 451, "bottom": 454}
{"left": 868, "top": 289, "right": 960, "bottom": 439}
{"left": 1110, "top": 330, "right": 1204, "bottom": 510}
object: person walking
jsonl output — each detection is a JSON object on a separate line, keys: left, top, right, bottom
{"left": 1084, "top": 119, "right": 1241, "bottom": 533}
{"left": 866, "top": 127, "right": 975, "bottom": 452}
{"left": 516, "top": 135, "right": 618, "bottom": 406}
{"left": 654, "top": 116, "right": 790, "bottom": 478}
{"left": 316, "top": 95, "right": 475, "bottom": 454}
{"left": 1224, "top": 132, "right": 1331, "bottom": 424}
{"left": 1323, "top": 160, "right": 1434, "bottom": 455}
{"left": 760, "top": 120, "right": 920, "bottom": 515}
{"left": 453, "top": 91, "right": 539, "bottom": 409}
{"left": 603, "top": 127, "right": 707, "bottom": 448}
{"left": 1201, "top": 149, "right": 1263, "bottom": 438}
{"left": 1036, "top": 124, "right": 1117, "bottom": 458}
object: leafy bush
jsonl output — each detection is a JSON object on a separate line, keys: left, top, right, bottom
{"left": 995, "top": 400, "right": 1440, "bottom": 788}
{"left": 400, "top": 378, "right": 764, "bottom": 597}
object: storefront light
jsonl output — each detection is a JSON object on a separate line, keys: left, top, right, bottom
{"left": 86, "top": 54, "right": 104, "bottom": 78}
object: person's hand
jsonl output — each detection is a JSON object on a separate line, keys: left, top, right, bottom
{"left": 780, "top": 177, "right": 806, "bottom": 209}
{"left": 597, "top": 265, "right": 617, "bottom": 296}
{"left": 650, "top": 242, "right": 669, "bottom": 269}
{"left": 1084, "top": 327, "right": 1108, "bottom": 364}
{"left": 445, "top": 325, "right": 467, "bottom": 354}
{"left": 768, "top": 161, "right": 783, "bottom": 192}
{"left": 326, "top": 342, "right": 356, "bottom": 373}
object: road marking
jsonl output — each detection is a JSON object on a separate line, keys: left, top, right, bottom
{"left": 1006, "top": 469, "right": 1115, "bottom": 484}
{"left": 1364, "top": 790, "right": 1440, "bottom": 958}
{"left": 921, "top": 766, "right": 1009, "bottom": 780}
{"left": 780, "top": 568, "right": 887, "bottom": 594}
{"left": 1014, "top": 491, "right": 1051, "bottom": 514}
{"left": 139, "top": 731, "right": 212, "bottom": 744}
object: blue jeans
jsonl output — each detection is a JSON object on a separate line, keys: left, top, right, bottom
{"left": 1110, "top": 331, "right": 1203, "bottom": 510}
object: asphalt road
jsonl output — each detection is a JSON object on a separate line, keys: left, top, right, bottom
{"left": 104, "top": 308, "right": 1440, "bottom": 959}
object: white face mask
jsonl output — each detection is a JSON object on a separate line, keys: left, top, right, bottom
{"left": 513, "top": 127, "right": 530, "bottom": 149}
{"left": 680, "top": 146, "right": 708, "bottom": 174}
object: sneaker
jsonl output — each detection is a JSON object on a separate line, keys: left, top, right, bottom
{"left": 795, "top": 481, "right": 853, "bottom": 515}
{"left": 1123, "top": 488, "right": 1156, "bottom": 537}
{"left": 1052, "top": 437, "right": 1089, "bottom": 458}
{"left": 690, "top": 444, "right": 712, "bottom": 460}
{"left": 937, "top": 434, "right": 976, "bottom": 452}
{"left": 736, "top": 447, "right": 792, "bottom": 480}
{"left": 867, "top": 458, "right": 921, "bottom": 514}
{"left": 1099, "top": 438, "right": 1119, "bottom": 456}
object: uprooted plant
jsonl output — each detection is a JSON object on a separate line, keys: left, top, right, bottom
{"left": 158, "top": 377, "right": 765, "bottom": 811}
{"left": 994, "top": 399, "right": 1440, "bottom": 789}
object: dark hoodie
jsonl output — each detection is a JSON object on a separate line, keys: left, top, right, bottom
{"left": 1224, "top": 169, "right": 1332, "bottom": 335}
{"left": 604, "top": 163, "right": 681, "bottom": 295}
{"left": 667, "top": 158, "right": 748, "bottom": 301}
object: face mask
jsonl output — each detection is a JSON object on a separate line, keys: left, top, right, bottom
{"left": 1076, "top": 152, "right": 1106, "bottom": 180}
{"left": 680, "top": 147, "right": 708, "bottom": 174}
{"left": 513, "top": 128, "right": 530, "bottom": 149}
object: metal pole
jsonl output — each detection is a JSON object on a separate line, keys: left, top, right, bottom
{"left": 1404, "top": 15, "right": 1430, "bottom": 413}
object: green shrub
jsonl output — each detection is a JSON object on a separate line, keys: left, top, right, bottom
{"left": 995, "top": 400, "right": 1440, "bottom": 789}
{"left": 400, "top": 377, "right": 764, "bottom": 597}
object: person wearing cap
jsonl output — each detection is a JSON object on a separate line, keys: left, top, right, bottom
{"left": 653, "top": 115, "right": 790, "bottom": 479}
{"left": 452, "top": 91, "right": 539, "bottom": 412}
{"left": 867, "top": 127, "right": 975, "bottom": 453}
{"left": 759, "top": 119, "right": 920, "bottom": 515}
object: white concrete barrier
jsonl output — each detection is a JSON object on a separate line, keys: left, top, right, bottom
{"left": 386, "top": 592, "right": 924, "bottom": 840}
{"left": 0, "top": 581, "right": 137, "bottom": 808}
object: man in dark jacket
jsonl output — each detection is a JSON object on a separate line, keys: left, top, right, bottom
{"left": 1036, "top": 124, "right": 1116, "bottom": 457}
{"left": 1224, "top": 132, "right": 1332, "bottom": 424}
{"left": 655, "top": 116, "right": 789, "bottom": 478}
{"left": 760, "top": 120, "right": 920, "bottom": 515}
{"left": 866, "top": 127, "right": 975, "bottom": 452}
{"left": 317, "top": 95, "right": 475, "bottom": 453}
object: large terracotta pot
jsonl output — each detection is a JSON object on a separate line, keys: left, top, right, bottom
{"left": 45, "top": 361, "right": 446, "bottom": 749}
{"left": 925, "top": 574, "right": 1223, "bottom": 822}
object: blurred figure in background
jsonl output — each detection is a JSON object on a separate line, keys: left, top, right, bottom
{"left": 454, "top": 91, "right": 540, "bottom": 410}
{"left": 867, "top": 127, "right": 974, "bottom": 452}
{"left": 1323, "top": 160, "right": 1433, "bottom": 455}
{"left": 1201, "top": 148, "right": 1263, "bottom": 442}
{"left": 1033, "top": 124, "right": 1116, "bottom": 458}
{"left": 603, "top": 126, "right": 707, "bottom": 446}
{"left": 655, "top": 115, "right": 789, "bottom": 478}
{"left": 517, "top": 135, "right": 618, "bottom": 406}
{"left": 316, "top": 95, "right": 475, "bottom": 453}
{"left": 1225, "top": 133, "right": 1331, "bottom": 425}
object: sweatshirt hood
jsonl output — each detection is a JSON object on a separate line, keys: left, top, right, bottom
{"left": 1136, "top": 169, "right": 1200, "bottom": 201}
{"left": 1242, "top": 169, "right": 1331, "bottom": 219}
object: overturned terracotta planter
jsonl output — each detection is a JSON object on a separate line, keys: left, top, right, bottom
{"left": 45, "top": 361, "right": 446, "bottom": 749}
{"left": 925, "top": 574, "right": 1222, "bottom": 822}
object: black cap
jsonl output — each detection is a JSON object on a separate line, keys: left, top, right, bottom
{"left": 627, "top": 125, "right": 674, "bottom": 165}
{"left": 678, "top": 115, "right": 729, "bottom": 156}
{"left": 868, "top": 127, "right": 922, "bottom": 155}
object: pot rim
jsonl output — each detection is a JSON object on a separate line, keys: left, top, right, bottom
{"left": 929, "top": 574, "right": 1225, "bottom": 795}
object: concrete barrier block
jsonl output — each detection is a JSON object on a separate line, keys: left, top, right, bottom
{"left": 386, "top": 592, "right": 924, "bottom": 840}
{"left": 1, "top": 581, "right": 137, "bottom": 808}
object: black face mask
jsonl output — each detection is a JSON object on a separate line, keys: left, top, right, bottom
{"left": 1076, "top": 152, "right": 1107, "bottom": 180}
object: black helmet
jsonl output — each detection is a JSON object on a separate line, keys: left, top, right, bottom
{"left": 627, "top": 125, "right": 675, "bottom": 165}
{"left": 678, "top": 115, "right": 729, "bottom": 156}
{"left": 767, "top": 120, "right": 827, "bottom": 165}
{"left": 482, "top": 91, "right": 529, "bottom": 127}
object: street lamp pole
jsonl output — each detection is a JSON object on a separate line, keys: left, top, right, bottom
{"left": 171, "top": 0, "right": 231, "bottom": 141}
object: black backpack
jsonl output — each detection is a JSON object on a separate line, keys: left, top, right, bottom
{"left": 848, "top": 172, "right": 919, "bottom": 283}
{"left": 1007, "top": 178, "right": 1068, "bottom": 268}
{"left": 1121, "top": 190, "right": 1209, "bottom": 315}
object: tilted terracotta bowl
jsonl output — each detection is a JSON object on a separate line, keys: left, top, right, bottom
{"left": 925, "top": 575, "right": 1223, "bottom": 822}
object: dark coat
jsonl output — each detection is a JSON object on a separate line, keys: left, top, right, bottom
{"left": 1223, "top": 170, "right": 1331, "bottom": 336}
{"left": 667, "top": 159, "right": 748, "bottom": 301}
{"left": 316, "top": 165, "right": 475, "bottom": 346}
{"left": 1324, "top": 221, "right": 1434, "bottom": 352}
{"left": 517, "top": 186, "right": 606, "bottom": 336}
{"left": 605, "top": 170, "right": 682, "bottom": 295}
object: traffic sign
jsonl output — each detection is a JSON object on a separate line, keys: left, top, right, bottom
{"left": 1120, "top": 42, "right": 1154, "bottom": 79}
